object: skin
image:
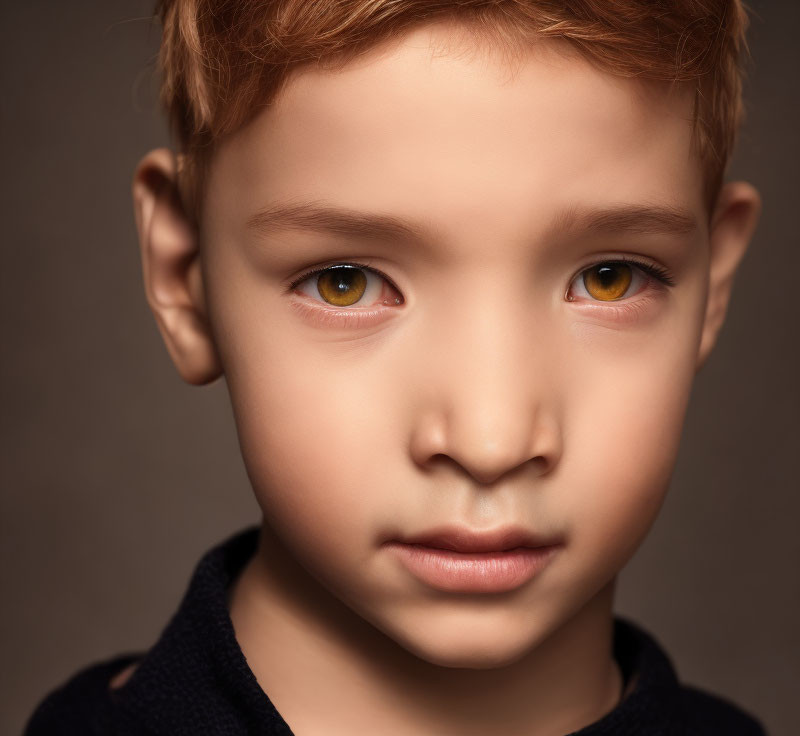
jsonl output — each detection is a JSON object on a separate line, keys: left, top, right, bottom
{"left": 131, "top": 22, "right": 760, "bottom": 736}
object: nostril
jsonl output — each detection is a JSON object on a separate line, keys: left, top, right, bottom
{"left": 408, "top": 405, "right": 562, "bottom": 482}
{"left": 530, "top": 454, "right": 552, "bottom": 475}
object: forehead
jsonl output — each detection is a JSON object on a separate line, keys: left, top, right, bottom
{"left": 209, "top": 23, "right": 704, "bottom": 236}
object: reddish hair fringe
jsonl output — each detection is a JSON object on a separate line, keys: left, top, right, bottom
{"left": 154, "top": 0, "right": 750, "bottom": 216}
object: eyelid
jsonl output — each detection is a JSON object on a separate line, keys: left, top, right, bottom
{"left": 566, "top": 255, "right": 676, "bottom": 302}
{"left": 286, "top": 255, "right": 673, "bottom": 329}
{"left": 285, "top": 260, "right": 397, "bottom": 293}
{"left": 289, "top": 299, "right": 395, "bottom": 328}
{"left": 286, "top": 260, "right": 404, "bottom": 328}
{"left": 575, "top": 290, "right": 660, "bottom": 327}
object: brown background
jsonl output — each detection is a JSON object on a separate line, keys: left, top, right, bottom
{"left": 1, "top": 1, "right": 797, "bottom": 734}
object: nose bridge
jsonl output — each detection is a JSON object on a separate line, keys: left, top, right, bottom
{"left": 413, "top": 288, "right": 560, "bottom": 484}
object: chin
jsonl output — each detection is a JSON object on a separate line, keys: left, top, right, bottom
{"left": 385, "top": 615, "right": 545, "bottom": 670}
{"left": 406, "top": 635, "right": 536, "bottom": 670}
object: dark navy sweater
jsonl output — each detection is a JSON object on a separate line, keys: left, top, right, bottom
{"left": 23, "top": 526, "right": 767, "bottom": 735}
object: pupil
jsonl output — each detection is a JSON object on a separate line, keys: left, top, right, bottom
{"left": 597, "top": 265, "right": 618, "bottom": 286}
{"left": 317, "top": 266, "right": 368, "bottom": 306}
{"left": 582, "top": 262, "right": 632, "bottom": 301}
{"left": 334, "top": 271, "right": 354, "bottom": 292}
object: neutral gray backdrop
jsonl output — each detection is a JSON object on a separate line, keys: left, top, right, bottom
{"left": 1, "top": 1, "right": 798, "bottom": 734}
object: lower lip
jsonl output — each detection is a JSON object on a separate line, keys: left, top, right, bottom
{"left": 386, "top": 542, "right": 560, "bottom": 593}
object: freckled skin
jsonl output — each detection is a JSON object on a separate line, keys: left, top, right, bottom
{"left": 133, "top": 21, "right": 760, "bottom": 736}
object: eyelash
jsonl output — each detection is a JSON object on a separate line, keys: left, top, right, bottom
{"left": 286, "top": 260, "right": 392, "bottom": 292}
{"left": 598, "top": 256, "right": 675, "bottom": 288}
{"left": 565, "top": 256, "right": 675, "bottom": 323}
{"left": 287, "top": 256, "right": 676, "bottom": 325}
{"left": 567, "top": 256, "right": 676, "bottom": 298}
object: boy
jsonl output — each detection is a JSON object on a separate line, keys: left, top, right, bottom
{"left": 25, "top": 0, "right": 765, "bottom": 733}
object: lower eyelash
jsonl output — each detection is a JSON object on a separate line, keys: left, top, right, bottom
{"left": 288, "top": 257, "right": 673, "bottom": 328}
{"left": 565, "top": 256, "right": 675, "bottom": 303}
{"left": 289, "top": 298, "right": 391, "bottom": 328}
{"left": 587, "top": 292, "right": 658, "bottom": 324}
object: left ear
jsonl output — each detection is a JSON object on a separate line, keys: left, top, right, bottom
{"left": 695, "top": 181, "right": 761, "bottom": 372}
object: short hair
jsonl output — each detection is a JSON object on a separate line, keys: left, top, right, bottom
{"left": 155, "top": 0, "right": 750, "bottom": 219}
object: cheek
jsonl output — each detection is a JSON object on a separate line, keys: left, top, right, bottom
{"left": 204, "top": 249, "right": 404, "bottom": 589}
{"left": 560, "top": 322, "right": 698, "bottom": 574}
{"left": 223, "top": 339, "right": 393, "bottom": 569}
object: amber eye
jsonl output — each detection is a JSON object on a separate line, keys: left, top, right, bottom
{"left": 582, "top": 263, "right": 633, "bottom": 301}
{"left": 316, "top": 266, "right": 368, "bottom": 306}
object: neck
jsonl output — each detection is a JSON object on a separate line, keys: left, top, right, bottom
{"left": 229, "top": 524, "right": 622, "bottom": 736}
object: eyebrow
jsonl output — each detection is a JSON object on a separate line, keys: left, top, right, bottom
{"left": 553, "top": 203, "right": 699, "bottom": 237}
{"left": 246, "top": 199, "right": 698, "bottom": 243}
{"left": 246, "top": 200, "right": 429, "bottom": 244}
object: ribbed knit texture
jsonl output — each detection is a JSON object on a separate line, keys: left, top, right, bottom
{"left": 24, "top": 527, "right": 767, "bottom": 735}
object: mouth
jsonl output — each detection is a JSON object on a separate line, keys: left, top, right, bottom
{"left": 384, "top": 526, "right": 563, "bottom": 594}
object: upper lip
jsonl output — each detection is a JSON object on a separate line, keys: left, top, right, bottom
{"left": 392, "top": 526, "right": 563, "bottom": 553}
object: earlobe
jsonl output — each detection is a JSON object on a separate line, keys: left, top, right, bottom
{"left": 132, "top": 149, "right": 222, "bottom": 385}
{"left": 695, "top": 181, "right": 761, "bottom": 372}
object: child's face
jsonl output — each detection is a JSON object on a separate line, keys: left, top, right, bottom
{"left": 188, "top": 25, "right": 724, "bottom": 666}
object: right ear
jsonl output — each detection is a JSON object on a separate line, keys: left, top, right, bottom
{"left": 132, "top": 149, "right": 222, "bottom": 385}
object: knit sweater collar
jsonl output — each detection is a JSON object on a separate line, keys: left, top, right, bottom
{"left": 114, "top": 526, "right": 683, "bottom": 736}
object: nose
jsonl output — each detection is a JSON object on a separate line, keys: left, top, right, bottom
{"left": 408, "top": 299, "right": 562, "bottom": 486}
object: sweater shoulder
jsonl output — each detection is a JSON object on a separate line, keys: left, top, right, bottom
{"left": 23, "top": 654, "right": 141, "bottom": 736}
{"left": 679, "top": 685, "right": 767, "bottom": 735}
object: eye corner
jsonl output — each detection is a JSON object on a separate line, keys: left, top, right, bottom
{"left": 567, "top": 257, "right": 673, "bottom": 306}
{"left": 287, "top": 260, "right": 404, "bottom": 326}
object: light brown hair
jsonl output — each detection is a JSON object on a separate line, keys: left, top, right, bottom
{"left": 155, "top": 0, "right": 750, "bottom": 218}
